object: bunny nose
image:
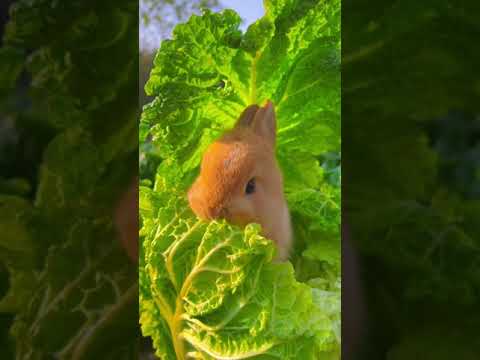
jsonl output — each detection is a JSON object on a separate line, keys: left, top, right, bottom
{"left": 207, "top": 206, "right": 228, "bottom": 220}
{"left": 218, "top": 207, "right": 229, "bottom": 219}
{"left": 188, "top": 184, "right": 208, "bottom": 219}
{"left": 188, "top": 190, "right": 226, "bottom": 221}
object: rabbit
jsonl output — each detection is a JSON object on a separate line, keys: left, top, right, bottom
{"left": 188, "top": 101, "right": 292, "bottom": 261}
{"left": 114, "top": 176, "right": 139, "bottom": 262}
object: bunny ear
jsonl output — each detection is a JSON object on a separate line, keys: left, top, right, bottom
{"left": 234, "top": 104, "right": 260, "bottom": 129}
{"left": 252, "top": 100, "right": 276, "bottom": 147}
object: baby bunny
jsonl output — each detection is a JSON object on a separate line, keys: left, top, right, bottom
{"left": 188, "top": 101, "right": 292, "bottom": 261}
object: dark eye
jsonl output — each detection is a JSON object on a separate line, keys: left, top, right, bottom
{"left": 245, "top": 178, "right": 256, "bottom": 195}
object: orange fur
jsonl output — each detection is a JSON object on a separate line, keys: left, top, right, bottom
{"left": 188, "top": 101, "right": 293, "bottom": 261}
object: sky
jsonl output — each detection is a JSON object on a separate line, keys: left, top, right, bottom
{"left": 140, "top": 0, "right": 265, "bottom": 50}
{"left": 222, "top": 0, "right": 265, "bottom": 31}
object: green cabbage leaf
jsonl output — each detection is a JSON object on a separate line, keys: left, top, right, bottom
{"left": 140, "top": 0, "right": 341, "bottom": 359}
{"left": 0, "top": 0, "right": 138, "bottom": 358}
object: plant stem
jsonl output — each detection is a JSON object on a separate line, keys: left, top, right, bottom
{"left": 171, "top": 295, "right": 186, "bottom": 360}
{"left": 250, "top": 51, "right": 261, "bottom": 104}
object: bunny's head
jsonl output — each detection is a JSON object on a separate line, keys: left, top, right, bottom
{"left": 188, "top": 101, "right": 292, "bottom": 261}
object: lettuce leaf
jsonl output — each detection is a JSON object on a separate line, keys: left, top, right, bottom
{"left": 342, "top": 0, "right": 480, "bottom": 357}
{"left": 140, "top": 0, "right": 341, "bottom": 358}
{"left": 0, "top": 127, "right": 139, "bottom": 359}
{"left": 140, "top": 0, "right": 340, "bottom": 193}
{"left": 140, "top": 186, "right": 339, "bottom": 359}
{"left": 0, "top": 0, "right": 139, "bottom": 358}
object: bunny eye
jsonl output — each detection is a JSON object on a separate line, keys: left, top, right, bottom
{"left": 245, "top": 178, "right": 256, "bottom": 195}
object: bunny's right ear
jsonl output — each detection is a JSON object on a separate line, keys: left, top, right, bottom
{"left": 234, "top": 104, "right": 260, "bottom": 129}
{"left": 251, "top": 100, "right": 276, "bottom": 147}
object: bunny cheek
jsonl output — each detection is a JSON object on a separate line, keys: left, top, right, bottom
{"left": 225, "top": 198, "right": 257, "bottom": 227}
{"left": 228, "top": 214, "right": 252, "bottom": 227}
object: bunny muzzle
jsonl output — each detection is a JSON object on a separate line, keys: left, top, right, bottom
{"left": 187, "top": 179, "right": 228, "bottom": 221}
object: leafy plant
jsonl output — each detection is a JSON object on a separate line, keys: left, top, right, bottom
{"left": 342, "top": 0, "right": 480, "bottom": 358}
{"left": 140, "top": 0, "right": 222, "bottom": 48}
{"left": 139, "top": 0, "right": 341, "bottom": 359}
{"left": 0, "top": 0, "right": 138, "bottom": 358}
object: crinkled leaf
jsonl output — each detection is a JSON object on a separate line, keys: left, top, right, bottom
{"left": 140, "top": 0, "right": 341, "bottom": 358}
{"left": 140, "top": 191, "right": 339, "bottom": 359}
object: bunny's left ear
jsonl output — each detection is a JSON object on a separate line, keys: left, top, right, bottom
{"left": 252, "top": 100, "right": 276, "bottom": 147}
{"left": 235, "top": 104, "right": 260, "bottom": 129}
